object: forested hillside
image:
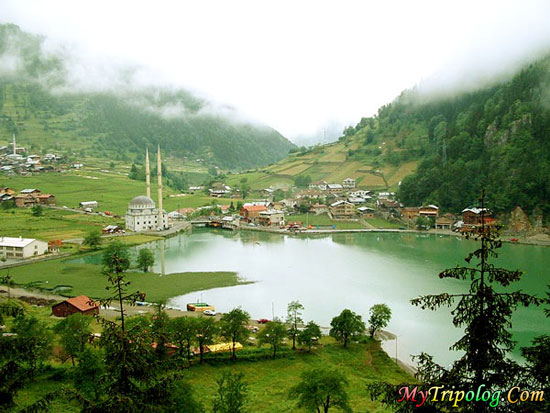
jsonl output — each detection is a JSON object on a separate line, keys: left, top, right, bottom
{"left": 343, "top": 55, "right": 550, "bottom": 217}
{"left": 0, "top": 23, "right": 294, "bottom": 169}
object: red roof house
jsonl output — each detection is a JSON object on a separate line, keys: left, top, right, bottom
{"left": 52, "top": 295, "right": 99, "bottom": 317}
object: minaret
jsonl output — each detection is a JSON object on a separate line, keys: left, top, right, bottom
{"left": 157, "top": 145, "right": 163, "bottom": 229}
{"left": 145, "top": 147, "right": 151, "bottom": 198}
{"left": 12, "top": 134, "right": 16, "bottom": 155}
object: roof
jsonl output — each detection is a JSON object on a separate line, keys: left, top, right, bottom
{"left": 259, "top": 209, "right": 284, "bottom": 215}
{"left": 0, "top": 236, "right": 38, "bottom": 248}
{"left": 129, "top": 195, "right": 155, "bottom": 208}
{"left": 20, "top": 188, "right": 39, "bottom": 193}
{"left": 462, "top": 207, "right": 489, "bottom": 215}
{"left": 242, "top": 205, "right": 267, "bottom": 212}
{"left": 421, "top": 205, "right": 439, "bottom": 210}
{"left": 60, "top": 295, "right": 99, "bottom": 312}
{"left": 343, "top": 177, "right": 355, "bottom": 181}
{"left": 327, "top": 184, "right": 343, "bottom": 189}
{"left": 330, "top": 200, "right": 353, "bottom": 207}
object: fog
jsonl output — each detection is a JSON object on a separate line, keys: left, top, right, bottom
{"left": 1, "top": 0, "right": 550, "bottom": 143}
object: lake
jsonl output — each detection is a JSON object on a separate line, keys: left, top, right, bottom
{"left": 126, "top": 229, "right": 550, "bottom": 366}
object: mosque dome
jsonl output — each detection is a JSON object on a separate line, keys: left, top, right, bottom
{"left": 129, "top": 195, "right": 155, "bottom": 208}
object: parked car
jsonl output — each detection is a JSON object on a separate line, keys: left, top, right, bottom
{"left": 203, "top": 310, "right": 216, "bottom": 316}
{"left": 257, "top": 318, "right": 270, "bottom": 324}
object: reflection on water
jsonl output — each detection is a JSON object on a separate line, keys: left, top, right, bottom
{"left": 67, "top": 229, "right": 550, "bottom": 366}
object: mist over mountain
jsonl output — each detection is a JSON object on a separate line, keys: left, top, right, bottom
{"left": 341, "top": 54, "right": 550, "bottom": 217}
{"left": 0, "top": 23, "right": 295, "bottom": 169}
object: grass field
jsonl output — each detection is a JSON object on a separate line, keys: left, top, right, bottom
{"left": 1, "top": 255, "right": 245, "bottom": 302}
{"left": 1, "top": 169, "right": 239, "bottom": 216}
{"left": 0, "top": 207, "right": 123, "bottom": 240}
{"left": 289, "top": 213, "right": 367, "bottom": 230}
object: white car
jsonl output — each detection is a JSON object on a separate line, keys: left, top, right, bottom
{"left": 203, "top": 310, "right": 216, "bottom": 316}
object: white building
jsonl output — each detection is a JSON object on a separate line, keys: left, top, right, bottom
{"left": 79, "top": 201, "right": 98, "bottom": 209}
{"left": 342, "top": 178, "right": 356, "bottom": 188}
{"left": 125, "top": 196, "right": 168, "bottom": 232}
{"left": 0, "top": 236, "right": 48, "bottom": 259}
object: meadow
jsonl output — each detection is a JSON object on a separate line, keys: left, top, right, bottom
{"left": 1, "top": 253, "right": 244, "bottom": 303}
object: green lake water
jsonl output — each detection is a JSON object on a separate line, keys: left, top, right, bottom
{"left": 71, "top": 229, "right": 550, "bottom": 366}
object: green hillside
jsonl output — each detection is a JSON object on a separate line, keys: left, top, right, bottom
{"left": 0, "top": 23, "right": 295, "bottom": 170}
{"left": 344, "top": 56, "right": 550, "bottom": 217}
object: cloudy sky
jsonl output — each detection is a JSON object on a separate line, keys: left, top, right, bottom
{"left": 2, "top": 0, "right": 550, "bottom": 143}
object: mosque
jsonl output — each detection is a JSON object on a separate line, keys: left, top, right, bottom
{"left": 125, "top": 146, "right": 168, "bottom": 232}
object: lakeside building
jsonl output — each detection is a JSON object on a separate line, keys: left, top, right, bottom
{"left": 330, "top": 200, "right": 355, "bottom": 219}
{"left": 0, "top": 236, "right": 48, "bottom": 259}
{"left": 462, "top": 208, "right": 493, "bottom": 226}
{"left": 419, "top": 205, "right": 439, "bottom": 218}
{"left": 125, "top": 147, "right": 168, "bottom": 232}
{"left": 240, "top": 204, "right": 267, "bottom": 222}
{"left": 258, "top": 209, "right": 285, "bottom": 227}
{"left": 357, "top": 206, "right": 376, "bottom": 218}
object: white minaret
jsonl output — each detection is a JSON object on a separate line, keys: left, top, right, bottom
{"left": 157, "top": 145, "right": 163, "bottom": 229}
{"left": 12, "top": 134, "right": 16, "bottom": 155}
{"left": 145, "top": 147, "right": 151, "bottom": 198}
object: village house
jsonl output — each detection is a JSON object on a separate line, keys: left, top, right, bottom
{"left": 240, "top": 204, "right": 267, "bottom": 222}
{"left": 209, "top": 183, "right": 231, "bottom": 197}
{"left": 0, "top": 236, "right": 48, "bottom": 259}
{"left": 357, "top": 206, "right": 376, "bottom": 218}
{"left": 20, "top": 188, "right": 41, "bottom": 196}
{"left": 71, "top": 162, "right": 84, "bottom": 169}
{"left": 310, "top": 203, "right": 328, "bottom": 215}
{"left": 261, "top": 188, "right": 275, "bottom": 197}
{"left": 350, "top": 190, "right": 372, "bottom": 199}
{"left": 0, "top": 193, "right": 14, "bottom": 203}
{"left": 0, "top": 187, "right": 15, "bottom": 196}
{"left": 330, "top": 200, "right": 356, "bottom": 219}
{"left": 102, "top": 225, "right": 123, "bottom": 234}
{"left": 376, "top": 198, "right": 401, "bottom": 210}
{"left": 378, "top": 192, "right": 395, "bottom": 200}
{"left": 435, "top": 216, "right": 454, "bottom": 230}
{"left": 309, "top": 181, "right": 328, "bottom": 191}
{"left": 327, "top": 183, "right": 344, "bottom": 193}
{"left": 188, "top": 186, "right": 204, "bottom": 193}
{"left": 79, "top": 201, "right": 99, "bottom": 210}
{"left": 462, "top": 208, "right": 493, "bottom": 226}
{"left": 402, "top": 207, "right": 420, "bottom": 221}
{"left": 419, "top": 205, "right": 439, "bottom": 218}
{"left": 48, "top": 239, "right": 63, "bottom": 254}
{"left": 348, "top": 196, "right": 366, "bottom": 204}
{"left": 342, "top": 178, "right": 356, "bottom": 189}
{"left": 258, "top": 209, "right": 285, "bottom": 227}
{"left": 52, "top": 295, "right": 99, "bottom": 317}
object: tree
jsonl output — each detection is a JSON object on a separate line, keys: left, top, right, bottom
{"left": 195, "top": 316, "right": 218, "bottom": 364}
{"left": 73, "top": 347, "right": 104, "bottom": 401}
{"left": 220, "top": 307, "right": 250, "bottom": 361}
{"left": 151, "top": 302, "right": 170, "bottom": 359}
{"left": 329, "top": 309, "right": 365, "bottom": 348}
{"left": 298, "top": 321, "right": 322, "bottom": 352}
{"left": 168, "top": 316, "right": 197, "bottom": 362}
{"left": 289, "top": 368, "right": 351, "bottom": 413}
{"left": 31, "top": 204, "right": 43, "bottom": 217}
{"left": 294, "top": 174, "right": 312, "bottom": 188}
{"left": 257, "top": 320, "right": 287, "bottom": 358}
{"left": 11, "top": 315, "right": 53, "bottom": 379}
{"left": 367, "top": 304, "right": 392, "bottom": 338}
{"left": 212, "top": 371, "right": 248, "bottom": 413}
{"left": 54, "top": 313, "right": 92, "bottom": 366}
{"left": 83, "top": 229, "right": 102, "bottom": 250}
{"left": 286, "top": 300, "right": 304, "bottom": 350}
{"left": 137, "top": 248, "right": 155, "bottom": 272}
{"left": 408, "top": 196, "right": 542, "bottom": 409}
